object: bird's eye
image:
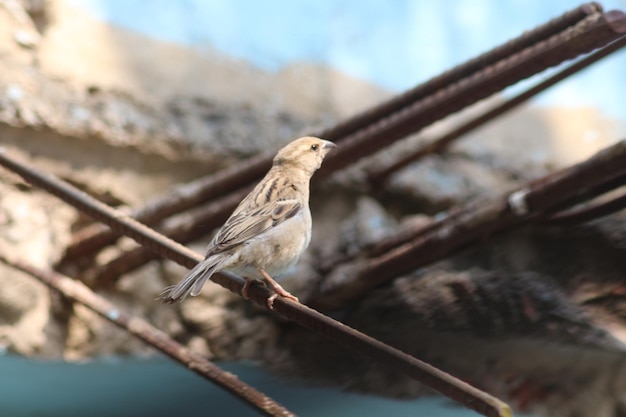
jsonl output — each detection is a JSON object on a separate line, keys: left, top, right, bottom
{"left": 311, "top": 144, "right": 319, "bottom": 151}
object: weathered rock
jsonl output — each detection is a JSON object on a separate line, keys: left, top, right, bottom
{"left": 0, "top": 182, "right": 74, "bottom": 356}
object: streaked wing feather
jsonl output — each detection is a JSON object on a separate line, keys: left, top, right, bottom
{"left": 208, "top": 199, "right": 301, "bottom": 255}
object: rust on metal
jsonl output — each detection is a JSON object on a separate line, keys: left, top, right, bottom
{"left": 319, "top": 11, "right": 626, "bottom": 176}
{"left": 319, "top": 2, "right": 604, "bottom": 142}
{"left": 60, "top": 4, "right": 617, "bottom": 265}
{"left": 71, "top": 10, "right": 626, "bottom": 281}
{"left": 4, "top": 5, "right": 626, "bottom": 416}
{"left": 0, "top": 148, "right": 511, "bottom": 417}
{"left": 313, "top": 140, "right": 626, "bottom": 310}
{"left": 544, "top": 189, "right": 626, "bottom": 225}
{"left": 0, "top": 252, "right": 296, "bottom": 417}
{"left": 95, "top": 189, "right": 247, "bottom": 286}
{"left": 367, "top": 35, "right": 626, "bottom": 185}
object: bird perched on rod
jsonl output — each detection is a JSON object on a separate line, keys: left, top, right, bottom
{"left": 159, "top": 136, "right": 336, "bottom": 308}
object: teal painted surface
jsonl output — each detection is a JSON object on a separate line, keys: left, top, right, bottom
{"left": 0, "top": 355, "right": 532, "bottom": 417}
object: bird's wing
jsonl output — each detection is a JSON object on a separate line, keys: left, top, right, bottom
{"left": 208, "top": 199, "right": 301, "bottom": 255}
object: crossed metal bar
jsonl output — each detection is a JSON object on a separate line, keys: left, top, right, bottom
{"left": 2, "top": 3, "right": 626, "bottom": 416}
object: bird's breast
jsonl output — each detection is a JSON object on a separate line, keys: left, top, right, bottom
{"left": 234, "top": 208, "right": 311, "bottom": 278}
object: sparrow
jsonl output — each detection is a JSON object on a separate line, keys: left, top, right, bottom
{"left": 159, "top": 136, "right": 336, "bottom": 307}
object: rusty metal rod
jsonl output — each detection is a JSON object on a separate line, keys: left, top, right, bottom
{"left": 61, "top": 152, "right": 272, "bottom": 261}
{"left": 95, "top": 190, "right": 247, "bottom": 287}
{"left": 318, "top": 11, "right": 626, "bottom": 176}
{"left": 368, "top": 34, "right": 626, "bottom": 184}
{"left": 543, "top": 189, "right": 626, "bottom": 225}
{"left": 539, "top": 170, "right": 626, "bottom": 216}
{"left": 61, "top": 3, "right": 605, "bottom": 263}
{"left": 0, "top": 148, "right": 511, "bottom": 417}
{"left": 0, "top": 252, "right": 295, "bottom": 417}
{"left": 366, "top": 167, "right": 626, "bottom": 263}
{"left": 107, "top": 23, "right": 626, "bottom": 281}
{"left": 317, "top": 2, "right": 603, "bottom": 141}
{"left": 0, "top": 149, "right": 199, "bottom": 269}
{"left": 312, "top": 139, "right": 626, "bottom": 310}
{"left": 87, "top": 10, "right": 626, "bottom": 279}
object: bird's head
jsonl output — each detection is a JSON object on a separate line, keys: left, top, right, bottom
{"left": 273, "top": 136, "right": 336, "bottom": 175}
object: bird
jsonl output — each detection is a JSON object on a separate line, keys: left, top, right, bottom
{"left": 159, "top": 136, "right": 336, "bottom": 308}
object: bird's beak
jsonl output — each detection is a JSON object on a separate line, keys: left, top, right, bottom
{"left": 322, "top": 141, "right": 336, "bottom": 150}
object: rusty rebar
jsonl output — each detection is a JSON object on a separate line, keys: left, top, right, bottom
{"left": 318, "top": 11, "right": 626, "bottom": 176}
{"left": 0, "top": 148, "right": 511, "bottom": 417}
{"left": 0, "top": 149, "right": 199, "bottom": 269}
{"left": 312, "top": 139, "right": 626, "bottom": 310}
{"left": 95, "top": 190, "right": 248, "bottom": 287}
{"left": 543, "top": 189, "right": 626, "bottom": 225}
{"left": 105, "top": 22, "right": 626, "bottom": 282}
{"left": 367, "top": 34, "right": 626, "bottom": 184}
{"left": 364, "top": 166, "right": 626, "bottom": 264}
{"left": 61, "top": 152, "right": 272, "bottom": 261}
{"left": 61, "top": 3, "right": 608, "bottom": 264}
{"left": 0, "top": 252, "right": 295, "bottom": 417}
{"left": 539, "top": 170, "right": 626, "bottom": 216}
{"left": 318, "top": 2, "right": 603, "bottom": 142}
{"left": 80, "top": 9, "right": 626, "bottom": 280}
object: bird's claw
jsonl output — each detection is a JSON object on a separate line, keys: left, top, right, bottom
{"left": 266, "top": 291, "right": 299, "bottom": 309}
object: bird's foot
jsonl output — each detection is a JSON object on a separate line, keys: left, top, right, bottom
{"left": 240, "top": 279, "right": 258, "bottom": 300}
{"left": 266, "top": 290, "right": 299, "bottom": 309}
{"left": 257, "top": 268, "right": 299, "bottom": 309}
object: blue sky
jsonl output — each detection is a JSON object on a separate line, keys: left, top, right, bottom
{"left": 68, "top": 0, "right": 626, "bottom": 120}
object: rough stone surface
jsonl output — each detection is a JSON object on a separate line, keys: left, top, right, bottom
{"left": 0, "top": 180, "right": 75, "bottom": 356}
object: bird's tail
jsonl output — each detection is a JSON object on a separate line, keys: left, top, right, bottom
{"left": 158, "top": 256, "right": 222, "bottom": 304}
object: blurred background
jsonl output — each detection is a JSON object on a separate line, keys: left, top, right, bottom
{"left": 64, "top": 0, "right": 626, "bottom": 121}
{"left": 2, "top": 1, "right": 626, "bottom": 416}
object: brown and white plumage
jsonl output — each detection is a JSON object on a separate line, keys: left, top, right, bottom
{"left": 159, "top": 136, "right": 336, "bottom": 307}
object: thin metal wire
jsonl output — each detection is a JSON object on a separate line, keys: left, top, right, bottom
{"left": 0, "top": 148, "right": 511, "bottom": 417}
